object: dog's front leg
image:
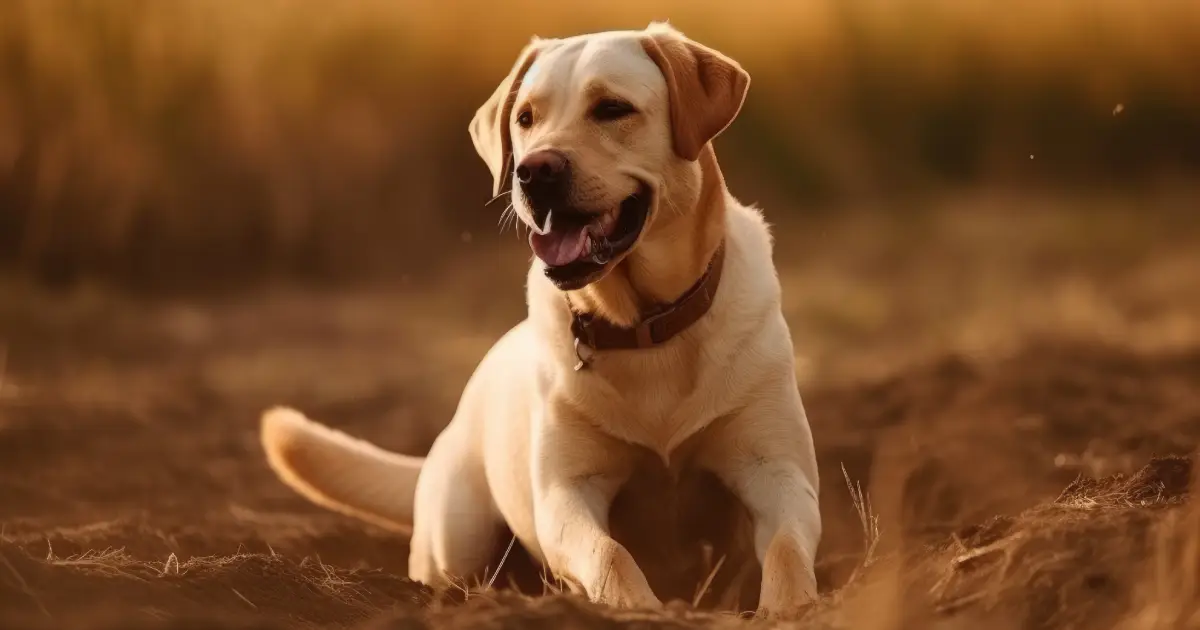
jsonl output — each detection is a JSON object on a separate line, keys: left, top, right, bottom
{"left": 700, "top": 395, "right": 822, "bottom": 619}
{"left": 739, "top": 461, "right": 821, "bottom": 619}
{"left": 533, "top": 419, "right": 661, "bottom": 609}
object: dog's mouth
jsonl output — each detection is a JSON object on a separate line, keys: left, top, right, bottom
{"left": 528, "top": 182, "right": 652, "bottom": 290}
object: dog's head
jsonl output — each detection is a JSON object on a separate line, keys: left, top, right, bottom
{"left": 469, "top": 23, "right": 750, "bottom": 291}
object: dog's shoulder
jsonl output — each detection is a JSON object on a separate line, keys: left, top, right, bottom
{"left": 728, "top": 199, "right": 775, "bottom": 254}
{"left": 721, "top": 200, "right": 783, "bottom": 308}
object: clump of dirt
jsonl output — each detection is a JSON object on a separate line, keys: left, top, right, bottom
{"left": 908, "top": 456, "right": 1196, "bottom": 630}
{"left": 1056, "top": 455, "right": 1193, "bottom": 508}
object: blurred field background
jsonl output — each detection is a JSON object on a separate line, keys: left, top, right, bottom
{"left": 3, "top": 2, "right": 1200, "bottom": 629}
{"left": 2, "top": 0, "right": 1199, "bottom": 290}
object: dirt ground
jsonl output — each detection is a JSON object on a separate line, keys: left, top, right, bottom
{"left": 2, "top": 191, "right": 1199, "bottom": 629}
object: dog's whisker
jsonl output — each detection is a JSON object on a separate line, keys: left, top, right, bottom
{"left": 504, "top": 204, "right": 530, "bottom": 240}
{"left": 485, "top": 189, "right": 512, "bottom": 207}
{"left": 511, "top": 207, "right": 530, "bottom": 239}
{"left": 500, "top": 204, "right": 523, "bottom": 237}
{"left": 497, "top": 203, "right": 519, "bottom": 236}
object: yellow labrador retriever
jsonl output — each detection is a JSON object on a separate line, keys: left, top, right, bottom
{"left": 260, "top": 22, "right": 821, "bottom": 618}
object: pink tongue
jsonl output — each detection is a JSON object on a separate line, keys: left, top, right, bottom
{"left": 529, "top": 227, "right": 588, "bottom": 266}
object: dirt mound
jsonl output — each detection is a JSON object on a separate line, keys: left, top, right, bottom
{"left": 809, "top": 342, "right": 1200, "bottom": 585}
{"left": 2, "top": 457, "right": 1194, "bottom": 630}
{"left": 910, "top": 456, "right": 1196, "bottom": 629}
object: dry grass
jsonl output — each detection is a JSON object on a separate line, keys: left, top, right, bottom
{"left": 842, "top": 465, "right": 882, "bottom": 582}
{"left": 1119, "top": 462, "right": 1200, "bottom": 629}
{"left": 0, "top": 540, "right": 432, "bottom": 629}
{"left": 1, "top": 0, "right": 1199, "bottom": 288}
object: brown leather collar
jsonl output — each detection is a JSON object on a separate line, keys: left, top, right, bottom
{"left": 569, "top": 243, "right": 726, "bottom": 361}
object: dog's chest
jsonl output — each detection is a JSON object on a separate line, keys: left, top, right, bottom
{"left": 580, "top": 355, "right": 732, "bottom": 461}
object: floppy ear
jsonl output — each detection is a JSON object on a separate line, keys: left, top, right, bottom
{"left": 469, "top": 38, "right": 545, "bottom": 197}
{"left": 640, "top": 23, "right": 750, "bottom": 161}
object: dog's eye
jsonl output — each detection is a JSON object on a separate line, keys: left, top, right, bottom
{"left": 591, "top": 99, "right": 636, "bottom": 122}
{"left": 517, "top": 109, "right": 534, "bottom": 129}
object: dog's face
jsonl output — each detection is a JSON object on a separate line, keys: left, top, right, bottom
{"left": 470, "top": 24, "right": 750, "bottom": 290}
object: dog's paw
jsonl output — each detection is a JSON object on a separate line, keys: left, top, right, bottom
{"left": 756, "top": 530, "right": 819, "bottom": 620}
{"left": 587, "top": 539, "right": 663, "bottom": 610}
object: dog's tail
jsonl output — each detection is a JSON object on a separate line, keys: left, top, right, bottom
{"left": 260, "top": 406, "right": 423, "bottom": 533}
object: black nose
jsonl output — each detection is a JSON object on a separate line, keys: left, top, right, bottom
{"left": 516, "top": 149, "right": 568, "bottom": 186}
{"left": 516, "top": 150, "right": 570, "bottom": 229}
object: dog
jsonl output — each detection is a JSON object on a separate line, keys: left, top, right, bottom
{"left": 260, "top": 22, "right": 821, "bottom": 618}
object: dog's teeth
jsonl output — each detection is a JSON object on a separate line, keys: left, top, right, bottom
{"left": 591, "top": 241, "right": 610, "bottom": 265}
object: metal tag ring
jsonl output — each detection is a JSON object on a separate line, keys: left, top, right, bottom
{"left": 573, "top": 337, "right": 594, "bottom": 371}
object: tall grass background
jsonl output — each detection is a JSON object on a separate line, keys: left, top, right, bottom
{"left": 1, "top": 0, "right": 1198, "bottom": 290}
